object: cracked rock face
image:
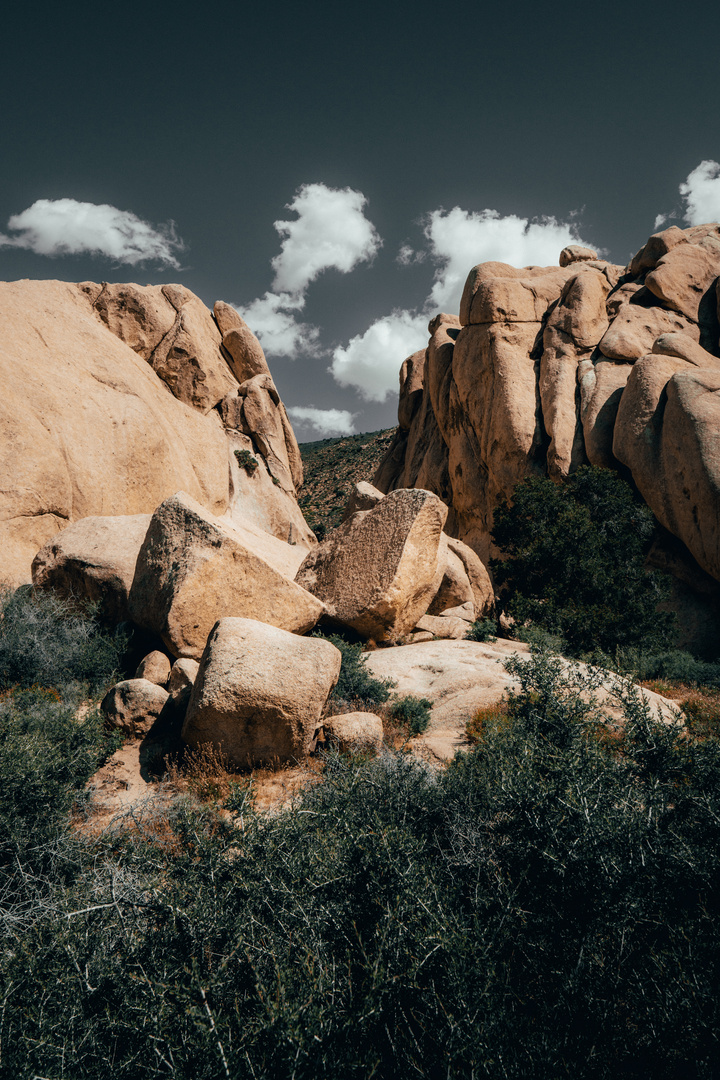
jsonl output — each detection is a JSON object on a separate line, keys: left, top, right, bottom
{"left": 375, "top": 223, "right": 720, "bottom": 588}
{"left": 0, "top": 278, "right": 312, "bottom": 584}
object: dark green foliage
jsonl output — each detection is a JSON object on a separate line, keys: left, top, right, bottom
{"left": 388, "top": 693, "right": 432, "bottom": 734}
{"left": 615, "top": 646, "right": 720, "bottom": 688}
{"left": 0, "top": 586, "right": 126, "bottom": 695}
{"left": 234, "top": 448, "right": 258, "bottom": 473}
{"left": 317, "top": 632, "right": 394, "bottom": 706}
{"left": 491, "top": 466, "right": 675, "bottom": 655}
{"left": 465, "top": 616, "right": 498, "bottom": 642}
{"left": 4, "top": 647, "right": 720, "bottom": 1077}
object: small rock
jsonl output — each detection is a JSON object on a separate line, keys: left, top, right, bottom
{"left": 102, "top": 679, "right": 169, "bottom": 738}
{"left": 325, "top": 712, "right": 384, "bottom": 753}
{"left": 438, "top": 602, "right": 475, "bottom": 622}
{"left": 135, "top": 650, "right": 171, "bottom": 686}
{"left": 415, "top": 614, "right": 468, "bottom": 640}
{"left": 168, "top": 657, "right": 200, "bottom": 695}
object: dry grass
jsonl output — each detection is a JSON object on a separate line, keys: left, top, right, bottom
{"left": 641, "top": 680, "right": 720, "bottom": 738}
{"left": 466, "top": 699, "right": 511, "bottom": 745}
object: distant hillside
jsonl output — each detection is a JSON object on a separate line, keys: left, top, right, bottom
{"left": 298, "top": 428, "right": 395, "bottom": 537}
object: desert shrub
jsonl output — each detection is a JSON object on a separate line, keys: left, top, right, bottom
{"left": 388, "top": 693, "right": 432, "bottom": 734}
{"left": 466, "top": 697, "right": 510, "bottom": 743}
{"left": 0, "top": 586, "right": 126, "bottom": 695}
{"left": 491, "top": 466, "right": 675, "bottom": 656}
{"left": 465, "top": 616, "right": 498, "bottom": 642}
{"left": 4, "top": 648, "right": 720, "bottom": 1077}
{"left": 316, "top": 632, "right": 394, "bottom": 706}
{"left": 234, "top": 448, "right": 258, "bottom": 473}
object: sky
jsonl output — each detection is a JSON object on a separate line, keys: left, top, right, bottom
{"left": 1, "top": 0, "right": 719, "bottom": 441}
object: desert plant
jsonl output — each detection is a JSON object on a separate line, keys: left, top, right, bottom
{"left": 234, "top": 447, "right": 258, "bottom": 473}
{"left": 388, "top": 694, "right": 432, "bottom": 734}
{"left": 465, "top": 617, "right": 497, "bottom": 642}
{"left": 316, "top": 632, "right": 395, "bottom": 706}
{"left": 0, "top": 586, "right": 126, "bottom": 696}
{"left": 491, "top": 466, "right": 675, "bottom": 655}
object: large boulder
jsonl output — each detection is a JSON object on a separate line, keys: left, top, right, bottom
{"left": 182, "top": 617, "right": 341, "bottom": 766}
{"left": 129, "top": 491, "right": 325, "bottom": 658}
{"left": 295, "top": 488, "right": 448, "bottom": 642}
{"left": 31, "top": 513, "right": 151, "bottom": 622}
{"left": 0, "top": 280, "right": 230, "bottom": 586}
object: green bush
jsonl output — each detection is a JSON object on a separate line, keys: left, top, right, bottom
{"left": 317, "top": 633, "right": 394, "bottom": 706}
{"left": 0, "top": 586, "right": 126, "bottom": 695}
{"left": 388, "top": 694, "right": 432, "bottom": 734}
{"left": 234, "top": 448, "right": 258, "bottom": 473}
{"left": 465, "top": 617, "right": 497, "bottom": 642}
{"left": 4, "top": 647, "right": 720, "bottom": 1077}
{"left": 491, "top": 466, "right": 675, "bottom": 655}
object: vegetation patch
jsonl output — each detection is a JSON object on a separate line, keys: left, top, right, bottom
{"left": 234, "top": 447, "right": 258, "bottom": 473}
{"left": 298, "top": 428, "right": 395, "bottom": 537}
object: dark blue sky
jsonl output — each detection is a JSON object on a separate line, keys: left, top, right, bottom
{"left": 2, "top": 0, "right": 719, "bottom": 437}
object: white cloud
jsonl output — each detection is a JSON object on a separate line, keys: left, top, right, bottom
{"left": 424, "top": 207, "right": 591, "bottom": 313}
{"left": 0, "top": 198, "right": 182, "bottom": 266}
{"left": 271, "top": 183, "right": 381, "bottom": 296}
{"left": 653, "top": 212, "right": 669, "bottom": 231}
{"left": 396, "top": 243, "right": 425, "bottom": 266}
{"left": 680, "top": 160, "right": 720, "bottom": 225}
{"left": 286, "top": 406, "right": 357, "bottom": 437}
{"left": 330, "top": 309, "right": 428, "bottom": 402}
{"left": 236, "top": 291, "right": 320, "bottom": 358}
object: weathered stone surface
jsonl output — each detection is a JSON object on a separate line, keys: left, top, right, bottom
{"left": 598, "top": 302, "right": 698, "bottom": 361}
{"left": 213, "top": 302, "right": 271, "bottom": 384}
{"left": 365, "top": 640, "right": 679, "bottom": 762}
{"left": 614, "top": 351, "right": 720, "bottom": 581}
{"left": 465, "top": 264, "right": 574, "bottom": 325}
{"left": 101, "top": 678, "right": 169, "bottom": 738}
{"left": 324, "top": 712, "right": 384, "bottom": 752}
{"left": 295, "top": 488, "right": 448, "bottom": 642}
{"left": 220, "top": 374, "right": 303, "bottom": 493}
{"left": 342, "top": 481, "right": 385, "bottom": 522}
{"left": 168, "top": 657, "right": 200, "bottom": 695}
{"left": 31, "top": 513, "right": 151, "bottom": 622}
{"left": 578, "top": 358, "right": 633, "bottom": 469}
{"left": 89, "top": 282, "right": 238, "bottom": 412}
{"left": 426, "top": 545, "right": 475, "bottom": 615}
{"left": 559, "top": 245, "right": 598, "bottom": 267}
{"left": 129, "top": 491, "right": 325, "bottom": 658}
{"left": 414, "top": 614, "right": 468, "bottom": 639}
{"left": 0, "top": 280, "right": 230, "bottom": 586}
{"left": 645, "top": 234, "right": 720, "bottom": 324}
{"left": 182, "top": 618, "right": 341, "bottom": 766}
{"left": 628, "top": 225, "right": 687, "bottom": 276}
{"left": 135, "top": 651, "right": 171, "bottom": 686}
{"left": 437, "top": 601, "right": 475, "bottom": 622}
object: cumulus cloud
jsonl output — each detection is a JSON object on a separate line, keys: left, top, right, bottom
{"left": 0, "top": 198, "right": 183, "bottom": 266}
{"left": 271, "top": 183, "right": 381, "bottom": 296}
{"left": 424, "top": 207, "right": 591, "bottom": 312}
{"left": 331, "top": 206, "right": 591, "bottom": 401}
{"left": 330, "top": 309, "right": 428, "bottom": 402}
{"left": 236, "top": 292, "right": 320, "bottom": 358}
{"left": 286, "top": 406, "right": 357, "bottom": 437}
{"left": 239, "top": 182, "right": 381, "bottom": 359}
{"left": 680, "top": 160, "right": 720, "bottom": 225}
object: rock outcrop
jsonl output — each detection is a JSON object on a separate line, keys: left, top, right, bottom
{"left": 375, "top": 224, "right": 720, "bottom": 598}
{"left": 182, "top": 617, "right": 342, "bottom": 766}
{"left": 0, "top": 279, "right": 312, "bottom": 586}
{"left": 128, "top": 491, "right": 325, "bottom": 658}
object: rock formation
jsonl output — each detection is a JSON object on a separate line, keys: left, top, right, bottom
{"left": 0, "top": 279, "right": 313, "bottom": 586}
{"left": 375, "top": 224, "right": 720, "bottom": 627}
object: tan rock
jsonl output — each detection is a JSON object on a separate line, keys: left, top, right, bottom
{"left": 295, "top": 488, "right": 448, "bottom": 642}
{"left": 437, "top": 602, "right": 475, "bottom": 622}
{"left": 445, "top": 537, "right": 494, "bottom": 616}
{"left": 324, "top": 712, "right": 384, "bottom": 753}
{"left": 168, "top": 657, "right": 200, "bottom": 695}
{"left": 0, "top": 280, "right": 229, "bottom": 586}
{"left": 651, "top": 332, "right": 720, "bottom": 366}
{"left": 101, "top": 678, "right": 169, "bottom": 738}
{"left": 342, "top": 481, "right": 385, "bottom": 522}
{"left": 217, "top": 316, "right": 271, "bottom": 385}
{"left": 225, "top": 431, "right": 315, "bottom": 549}
{"left": 559, "top": 245, "right": 598, "bottom": 267}
{"left": 598, "top": 302, "right": 699, "bottom": 361}
{"left": 628, "top": 225, "right": 687, "bottom": 276}
{"left": 135, "top": 651, "right": 171, "bottom": 686}
{"left": 578, "top": 358, "right": 633, "bottom": 469}
{"left": 129, "top": 491, "right": 325, "bottom": 658}
{"left": 221, "top": 374, "right": 303, "bottom": 493}
{"left": 466, "top": 264, "right": 574, "bottom": 325}
{"left": 645, "top": 239, "right": 720, "bottom": 323}
{"left": 31, "top": 513, "right": 151, "bottom": 622}
{"left": 91, "top": 282, "right": 238, "bottom": 412}
{"left": 397, "top": 349, "right": 426, "bottom": 430}
{"left": 182, "top": 617, "right": 341, "bottom": 766}
{"left": 427, "top": 545, "right": 474, "bottom": 615}
{"left": 414, "top": 614, "right": 468, "bottom": 640}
